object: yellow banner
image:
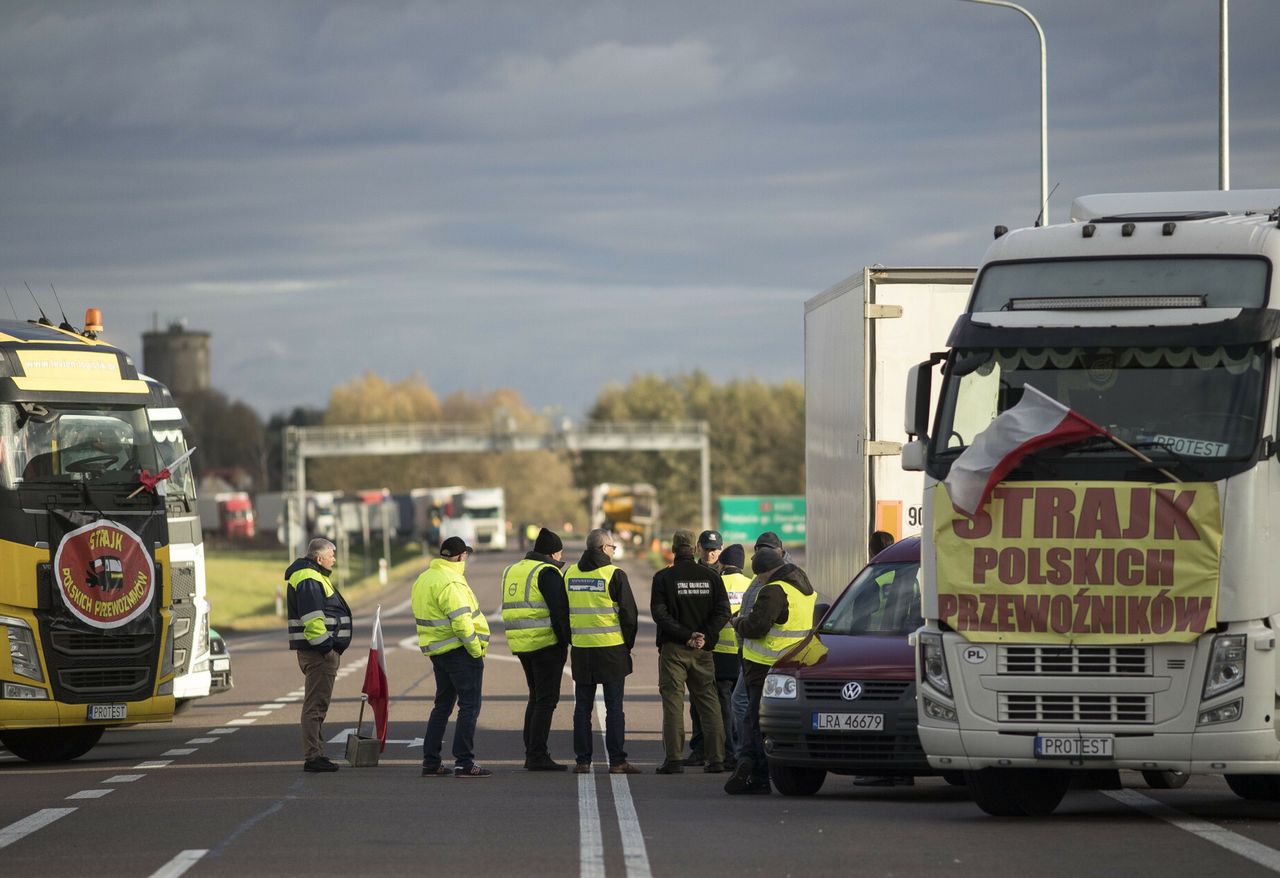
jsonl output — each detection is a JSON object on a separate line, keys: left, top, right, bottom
{"left": 932, "top": 481, "right": 1221, "bottom": 644}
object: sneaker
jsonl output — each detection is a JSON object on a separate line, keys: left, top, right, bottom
{"left": 682, "top": 753, "right": 705, "bottom": 767}
{"left": 574, "top": 762, "right": 592, "bottom": 774}
{"left": 303, "top": 758, "right": 339, "bottom": 773}
{"left": 524, "top": 757, "right": 569, "bottom": 772}
{"left": 723, "top": 762, "right": 753, "bottom": 794}
{"left": 609, "top": 762, "right": 642, "bottom": 775}
{"left": 655, "top": 761, "right": 684, "bottom": 775}
{"left": 421, "top": 765, "right": 451, "bottom": 777}
{"left": 704, "top": 762, "right": 725, "bottom": 774}
{"left": 454, "top": 763, "right": 493, "bottom": 778}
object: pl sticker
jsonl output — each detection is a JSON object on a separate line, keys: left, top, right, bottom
{"left": 54, "top": 520, "right": 155, "bottom": 629}
{"left": 962, "top": 645, "right": 988, "bottom": 664}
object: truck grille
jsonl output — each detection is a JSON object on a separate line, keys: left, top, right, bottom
{"left": 803, "top": 680, "right": 911, "bottom": 702}
{"left": 998, "top": 693, "right": 1153, "bottom": 723}
{"left": 58, "top": 666, "right": 151, "bottom": 695}
{"left": 999, "top": 646, "right": 1151, "bottom": 676}
{"left": 49, "top": 630, "right": 154, "bottom": 657}
{"left": 171, "top": 561, "right": 197, "bottom": 601}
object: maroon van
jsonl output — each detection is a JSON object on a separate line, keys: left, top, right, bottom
{"left": 759, "top": 536, "right": 960, "bottom": 795}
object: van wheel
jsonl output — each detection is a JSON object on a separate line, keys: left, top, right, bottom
{"left": 1141, "top": 769, "right": 1189, "bottom": 790}
{"left": 965, "top": 768, "right": 1070, "bottom": 817}
{"left": 769, "top": 763, "right": 826, "bottom": 796}
{"left": 1226, "top": 774, "right": 1280, "bottom": 801}
{"left": 0, "top": 727, "right": 105, "bottom": 762}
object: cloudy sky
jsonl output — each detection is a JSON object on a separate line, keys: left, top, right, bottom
{"left": 1, "top": 0, "right": 1277, "bottom": 420}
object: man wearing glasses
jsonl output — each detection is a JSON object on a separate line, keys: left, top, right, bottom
{"left": 560, "top": 528, "right": 640, "bottom": 774}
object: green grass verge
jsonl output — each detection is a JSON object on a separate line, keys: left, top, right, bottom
{"left": 206, "top": 542, "right": 428, "bottom": 632}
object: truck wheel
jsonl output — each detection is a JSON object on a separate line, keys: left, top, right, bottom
{"left": 769, "top": 763, "right": 827, "bottom": 796}
{"left": 965, "top": 768, "right": 1070, "bottom": 817}
{"left": 1225, "top": 774, "right": 1280, "bottom": 801}
{"left": 1142, "top": 769, "right": 1189, "bottom": 790}
{"left": 0, "top": 727, "right": 105, "bottom": 762}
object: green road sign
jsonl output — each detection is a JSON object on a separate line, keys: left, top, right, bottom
{"left": 718, "top": 496, "right": 805, "bottom": 547}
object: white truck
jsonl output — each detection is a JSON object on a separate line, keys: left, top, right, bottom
{"left": 804, "top": 267, "right": 975, "bottom": 600}
{"left": 143, "top": 376, "right": 212, "bottom": 702}
{"left": 905, "top": 189, "right": 1280, "bottom": 815}
{"left": 447, "top": 487, "right": 507, "bottom": 551}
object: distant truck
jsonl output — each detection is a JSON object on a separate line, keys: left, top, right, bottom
{"left": 216, "top": 492, "right": 255, "bottom": 540}
{"left": 804, "top": 267, "right": 975, "bottom": 600}
{"left": 445, "top": 487, "right": 506, "bottom": 551}
{"left": 590, "top": 482, "right": 658, "bottom": 547}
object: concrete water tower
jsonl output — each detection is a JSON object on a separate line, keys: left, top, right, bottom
{"left": 142, "top": 320, "right": 210, "bottom": 395}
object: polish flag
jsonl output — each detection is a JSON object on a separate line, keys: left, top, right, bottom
{"left": 361, "top": 605, "right": 389, "bottom": 751}
{"left": 944, "top": 385, "right": 1105, "bottom": 515}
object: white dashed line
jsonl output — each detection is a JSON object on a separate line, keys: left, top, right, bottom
{"left": 66, "top": 789, "right": 113, "bottom": 800}
{"left": 104, "top": 774, "right": 144, "bottom": 783}
{"left": 163, "top": 749, "right": 197, "bottom": 757}
{"left": 0, "top": 808, "right": 77, "bottom": 850}
{"left": 147, "top": 848, "right": 209, "bottom": 878}
{"left": 227, "top": 719, "right": 256, "bottom": 726}
{"left": 258, "top": 703, "right": 286, "bottom": 710}
{"left": 243, "top": 711, "right": 272, "bottom": 717}
{"left": 187, "top": 738, "right": 217, "bottom": 745}
{"left": 135, "top": 760, "right": 173, "bottom": 769}
{"left": 1106, "top": 789, "right": 1280, "bottom": 873}
{"left": 208, "top": 728, "right": 239, "bottom": 735}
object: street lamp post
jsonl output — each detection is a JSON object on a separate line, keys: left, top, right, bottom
{"left": 959, "top": 0, "right": 1049, "bottom": 226}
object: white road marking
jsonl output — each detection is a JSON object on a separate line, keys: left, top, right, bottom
{"left": 0, "top": 808, "right": 77, "bottom": 850}
{"left": 147, "top": 848, "right": 209, "bottom": 878}
{"left": 104, "top": 774, "right": 144, "bottom": 783}
{"left": 1106, "top": 789, "right": 1280, "bottom": 873}
{"left": 578, "top": 772, "right": 605, "bottom": 878}
{"left": 275, "top": 697, "right": 301, "bottom": 703}
{"left": 135, "top": 760, "right": 173, "bottom": 769}
{"left": 243, "top": 711, "right": 272, "bottom": 717}
{"left": 327, "top": 727, "right": 422, "bottom": 747}
{"left": 66, "top": 789, "right": 113, "bottom": 800}
{"left": 208, "top": 728, "right": 239, "bottom": 735}
{"left": 594, "top": 693, "right": 653, "bottom": 878}
{"left": 257, "top": 703, "right": 286, "bottom": 710}
{"left": 227, "top": 718, "right": 256, "bottom": 726}
{"left": 187, "top": 738, "right": 218, "bottom": 745}
{"left": 163, "top": 748, "right": 197, "bottom": 756}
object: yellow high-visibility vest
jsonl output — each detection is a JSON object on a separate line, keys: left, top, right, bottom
{"left": 563, "top": 563, "right": 623, "bottom": 648}
{"left": 412, "top": 558, "right": 490, "bottom": 658}
{"left": 501, "top": 558, "right": 557, "bottom": 653}
{"left": 742, "top": 580, "right": 815, "bottom": 667}
{"left": 714, "top": 571, "right": 752, "bottom": 654}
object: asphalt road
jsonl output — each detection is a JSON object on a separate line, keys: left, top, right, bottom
{"left": 6, "top": 548, "right": 1280, "bottom": 877}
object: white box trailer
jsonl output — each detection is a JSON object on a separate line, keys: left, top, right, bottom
{"left": 803, "top": 267, "right": 975, "bottom": 601}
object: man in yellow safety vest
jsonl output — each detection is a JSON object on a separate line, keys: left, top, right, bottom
{"left": 502, "top": 527, "right": 571, "bottom": 770}
{"left": 413, "top": 535, "right": 492, "bottom": 778}
{"left": 724, "top": 542, "right": 816, "bottom": 795}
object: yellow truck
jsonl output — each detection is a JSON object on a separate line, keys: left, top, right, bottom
{"left": 0, "top": 313, "right": 174, "bottom": 761}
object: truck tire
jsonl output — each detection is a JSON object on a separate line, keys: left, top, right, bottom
{"left": 769, "top": 763, "right": 827, "bottom": 796}
{"left": 0, "top": 727, "right": 105, "bottom": 762}
{"left": 964, "top": 768, "right": 1070, "bottom": 817}
{"left": 1141, "top": 769, "right": 1189, "bottom": 790}
{"left": 1225, "top": 774, "right": 1280, "bottom": 801}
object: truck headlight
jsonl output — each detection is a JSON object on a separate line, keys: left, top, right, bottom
{"left": 919, "top": 631, "right": 952, "bottom": 698}
{"left": 764, "top": 673, "right": 797, "bottom": 699}
{"left": 1203, "top": 633, "right": 1246, "bottom": 700}
{"left": 1, "top": 615, "right": 44, "bottom": 682}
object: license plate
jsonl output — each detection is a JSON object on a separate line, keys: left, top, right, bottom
{"left": 812, "top": 712, "right": 884, "bottom": 732}
{"left": 86, "top": 703, "right": 127, "bottom": 721}
{"left": 212, "top": 659, "right": 230, "bottom": 672}
{"left": 1034, "top": 734, "right": 1113, "bottom": 758}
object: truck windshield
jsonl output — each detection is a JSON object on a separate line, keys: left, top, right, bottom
{"left": 150, "top": 424, "right": 196, "bottom": 502}
{"left": 971, "top": 257, "right": 1268, "bottom": 311}
{"left": 3, "top": 404, "right": 159, "bottom": 488}
{"left": 934, "top": 344, "right": 1266, "bottom": 461}
{"left": 465, "top": 506, "right": 500, "bottom": 518}
{"left": 819, "top": 560, "right": 923, "bottom": 636}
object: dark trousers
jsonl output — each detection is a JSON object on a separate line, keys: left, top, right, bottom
{"left": 518, "top": 645, "right": 567, "bottom": 761}
{"left": 573, "top": 680, "right": 626, "bottom": 766}
{"left": 689, "top": 677, "right": 737, "bottom": 759}
{"left": 739, "top": 675, "right": 769, "bottom": 785}
{"left": 422, "top": 648, "right": 484, "bottom": 769}
{"left": 297, "top": 649, "right": 339, "bottom": 761}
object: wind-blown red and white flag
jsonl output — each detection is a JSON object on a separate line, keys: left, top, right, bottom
{"left": 945, "top": 385, "right": 1105, "bottom": 515}
{"left": 361, "top": 605, "right": 389, "bottom": 751}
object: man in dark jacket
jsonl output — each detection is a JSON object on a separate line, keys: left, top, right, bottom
{"left": 558, "top": 528, "right": 641, "bottom": 774}
{"left": 686, "top": 528, "right": 728, "bottom": 765}
{"left": 651, "top": 530, "right": 731, "bottom": 774}
{"left": 725, "top": 543, "right": 816, "bottom": 795}
{"left": 285, "top": 538, "right": 353, "bottom": 773}
{"left": 502, "top": 527, "right": 572, "bottom": 770}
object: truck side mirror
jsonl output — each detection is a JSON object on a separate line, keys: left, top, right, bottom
{"left": 905, "top": 360, "right": 933, "bottom": 440}
{"left": 902, "top": 439, "right": 926, "bottom": 472}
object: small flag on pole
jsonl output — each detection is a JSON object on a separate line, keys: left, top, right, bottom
{"left": 944, "top": 385, "right": 1105, "bottom": 515}
{"left": 361, "top": 605, "right": 389, "bottom": 751}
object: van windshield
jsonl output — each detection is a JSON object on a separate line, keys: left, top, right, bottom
{"left": 819, "top": 560, "right": 923, "bottom": 636}
{"left": 4, "top": 404, "right": 159, "bottom": 489}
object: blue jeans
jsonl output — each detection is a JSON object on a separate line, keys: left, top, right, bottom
{"left": 573, "top": 680, "right": 626, "bottom": 766}
{"left": 731, "top": 670, "right": 748, "bottom": 760}
{"left": 739, "top": 676, "right": 769, "bottom": 785}
{"left": 422, "top": 648, "right": 484, "bottom": 769}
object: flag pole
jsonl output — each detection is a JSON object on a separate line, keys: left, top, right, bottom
{"left": 1099, "top": 431, "right": 1182, "bottom": 483}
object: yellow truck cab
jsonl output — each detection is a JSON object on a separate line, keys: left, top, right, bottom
{"left": 0, "top": 315, "right": 174, "bottom": 761}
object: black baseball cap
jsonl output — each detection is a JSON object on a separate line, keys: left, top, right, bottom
{"left": 439, "top": 536, "right": 474, "bottom": 557}
{"left": 698, "top": 530, "right": 723, "bottom": 549}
